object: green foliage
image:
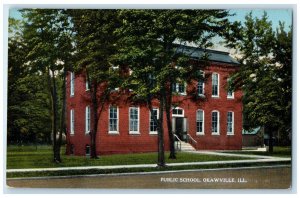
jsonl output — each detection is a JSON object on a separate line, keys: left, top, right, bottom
{"left": 225, "top": 12, "right": 292, "bottom": 133}
{"left": 8, "top": 17, "right": 52, "bottom": 144}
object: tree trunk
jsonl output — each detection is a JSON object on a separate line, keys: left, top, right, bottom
{"left": 48, "top": 68, "right": 61, "bottom": 163}
{"left": 58, "top": 68, "right": 67, "bottom": 161}
{"left": 90, "top": 82, "right": 99, "bottom": 159}
{"left": 157, "top": 88, "right": 166, "bottom": 167}
{"left": 164, "top": 86, "right": 176, "bottom": 159}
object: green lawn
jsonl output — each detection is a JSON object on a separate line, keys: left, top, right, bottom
{"left": 7, "top": 145, "right": 248, "bottom": 169}
{"left": 223, "top": 146, "right": 292, "bottom": 158}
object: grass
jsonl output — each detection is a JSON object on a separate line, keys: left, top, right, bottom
{"left": 7, "top": 145, "right": 249, "bottom": 169}
{"left": 7, "top": 161, "right": 291, "bottom": 178}
{"left": 222, "top": 146, "right": 292, "bottom": 158}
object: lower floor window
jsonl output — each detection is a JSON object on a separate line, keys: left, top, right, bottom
{"left": 196, "top": 110, "right": 204, "bottom": 134}
{"left": 227, "top": 111, "right": 234, "bottom": 134}
{"left": 211, "top": 111, "right": 219, "bottom": 134}
{"left": 129, "top": 107, "right": 139, "bottom": 133}
{"left": 150, "top": 108, "right": 158, "bottom": 133}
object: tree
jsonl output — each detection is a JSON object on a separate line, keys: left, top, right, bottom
{"left": 115, "top": 10, "right": 231, "bottom": 165}
{"left": 68, "top": 10, "right": 121, "bottom": 158}
{"left": 224, "top": 12, "right": 292, "bottom": 152}
{"left": 21, "top": 9, "right": 74, "bottom": 162}
{"left": 8, "top": 18, "right": 52, "bottom": 145}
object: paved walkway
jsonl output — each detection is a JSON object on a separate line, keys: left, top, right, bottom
{"left": 6, "top": 151, "right": 291, "bottom": 173}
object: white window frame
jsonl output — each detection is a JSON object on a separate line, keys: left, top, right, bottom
{"left": 129, "top": 107, "right": 140, "bottom": 134}
{"left": 197, "top": 70, "right": 205, "bottom": 96}
{"left": 196, "top": 109, "right": 205, "bottom": 135}
{"left": 109, "top": 106, "right": 119, "bottom": 134}
{"left": 70, "top": 109, "right": 74, "bottom": 135}
{"left": 212, "top": 73, "right": 219, "bottom": 98}
{"left": 70, "top": 72, "right": 75, "bottom": 96}
{"left": 149, "top": 108, "right": 159, "bottom": 135}
{"left": 85, "top": 106, "right": 90, "bottom": 134}
{"left": 211, "top": 110, "right": 220, "bottom": 135}
{"left": 227, "top": 78, "right": 234, "bottom": 99}
{"left": 227, "top": 111, "right": 234, "bottom": 135}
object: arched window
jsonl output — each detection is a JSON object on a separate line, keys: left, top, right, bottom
{"left": 212, "top": 73, "right": 219, "bottom": 97}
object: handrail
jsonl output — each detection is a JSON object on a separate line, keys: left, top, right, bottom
{"left": 173, "top": 134, "right": 182, "bottom": 151}
{"left": 187, "top": 134, "right": 197, "bottom": 145}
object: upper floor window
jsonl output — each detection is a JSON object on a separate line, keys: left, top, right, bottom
{"left": 227, "top": 111, "right": 234, "bottom": 135}
{"left": 129, "top": 107, "right": 139, "bottom": 134}
{"left": 171, "top": 82, "right": 186, "bottom": 95}
{"left": 85, "top": 78, "right": 89, "bottom": 91}
{"left": 149, "top": 74, "right": 156, "bottom": 89}
{"left": 70, "top": 109, "right": 75, "bottom": 135}
{"left": 109, "top": 106, "right": 119, "bottom": 134}
{"left": 227, "top": 78, "right": 234, "bottom": 99}
{"left": 212, "top": 73, "right": 219, "bottom": 97}
{"left": 149, "top": 108, "right": 159, "bottom": 134}
{"left": 197, "top": 70, "right": 205, "bottom": 96}
{"left": 211, "top": 111, "right": 220, "bottom": 135}
{"left": 196, "top": 110, "right": 204, "bottom": 135}
{"left": 70, "top": 72, "right": 75, "bottom": 96}
{"left": 85, "top": 106, "right": 90, "bottom": 134}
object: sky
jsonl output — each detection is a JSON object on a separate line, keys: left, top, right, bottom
{"left": 8, "top": 8, "right": 292, "bottom": 53}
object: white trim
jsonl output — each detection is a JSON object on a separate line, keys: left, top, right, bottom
{"left": 70, "top": 72, "right": 75, "bottom": 96}
{"left": 149, "top": 108, "right": 159, "bottom": 135}
{"left": 211, "top": 110, "right": 220, "bottom": 135}
{"left": 212, "top": 73, "right": 219, "bottom": 98}
{"left": 227, "top": 111, "right": 235, "bottom": 135}
{"left": 172, "top": 107, "right": 184, "bottom": 117}
{"left": 196, "top": 109, "right": 205, "bottom": 136}
{"left": 108, "top": 106, "right": 119, "bottom": 134}
{"left": 129, "top": 107, "right": 140, "bottom": 134}
{"left": 85, "top": 106, "right": 90, "bottom": 134}
{"left": 70, "top": 109, "right": 74, "bottom": 135}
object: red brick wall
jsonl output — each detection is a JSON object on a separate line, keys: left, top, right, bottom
{"left": 66, "top": 62, "right": 242, "bottom": 156}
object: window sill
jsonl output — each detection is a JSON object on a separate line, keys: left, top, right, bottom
{"left": 196, "top": 132, "right": 205, "bottom": 136}
{"left": 227, "top": 97, "right": 234, "bottom": 99}
{"left": 211, "top": 133, "right": 220, "bottom": 136}
{"left": 211, "top": 95, "right": 219, "bottom": 98}
{"left": 108, "top": 131, "right": 119, "bottom": 135}
{"left": 85, "top": 132, "right": 90, "bottom": 135}
{"left": 149, "top": 131, "right": 158, "bottom": 135}
{"left": 85, "top": 89, "right": 90, "bottom": 92}
{"left": 129, "top": 131, "right": 140, "bottom": 135}
{"left": 227, "top": 133, "right": 234, "bottom": 136}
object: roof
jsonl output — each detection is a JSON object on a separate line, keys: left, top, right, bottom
{"left": 176, "top": 45, "right": 240, "bottom": 65}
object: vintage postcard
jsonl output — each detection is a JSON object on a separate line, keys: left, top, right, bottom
{"left": 4, "top": 3, "right": 294, "bottom": 192}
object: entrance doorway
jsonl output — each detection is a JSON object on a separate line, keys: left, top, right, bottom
{"left": 172, "top": 107, "right": 187, "bottom": 141}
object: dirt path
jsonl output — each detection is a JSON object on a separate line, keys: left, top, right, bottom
{"left": 6, "top": 166, "right": 291, "bottom": 189}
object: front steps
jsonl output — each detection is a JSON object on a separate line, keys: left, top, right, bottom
{"left": 175, "top": 141, "right": 196, "bottom": 151}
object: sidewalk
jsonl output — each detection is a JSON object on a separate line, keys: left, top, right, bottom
{"left": 6, "top": 151, "right": 291, "bottom": 174}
